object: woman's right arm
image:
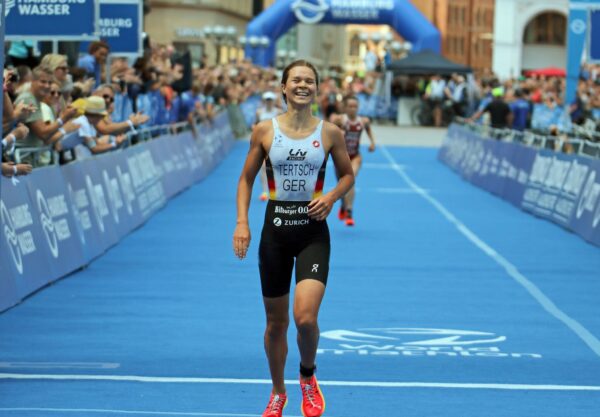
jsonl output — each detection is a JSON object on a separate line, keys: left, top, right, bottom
{"left": 233, "top": 122, "right": 268, "bottom": 259}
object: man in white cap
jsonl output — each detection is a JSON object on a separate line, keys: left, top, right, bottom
{"left": 254, "top": 91, "right": 283, "bottom": 201}
{"left": 255, "top": 91, "right": 282, "bottom": 126}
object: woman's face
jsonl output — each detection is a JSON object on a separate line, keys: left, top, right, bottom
{"left": 282, "top": 66, "right": 318, "bottom": 106}
{"left": 54, "top": 61, "right": 69, "bottom": 82}
{"left": 44, "top": 83, "right": 61, "bottom": 105}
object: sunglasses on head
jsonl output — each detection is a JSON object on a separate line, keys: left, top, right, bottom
{"left": 102, "top": 94, "right": 115, "bottom": 103}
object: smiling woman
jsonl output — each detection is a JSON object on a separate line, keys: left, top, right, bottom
{"left": 233, "top": 59, "right": 355, "bottom": 417}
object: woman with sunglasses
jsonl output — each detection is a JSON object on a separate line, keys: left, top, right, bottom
{"left": 40, "top": 54, "right": 72, "bottom": 107}
{"left": 41, "top": 80, "right": 80, "bottom": 156}
{"left": 233, "top": 60, "right": 354, "bottom": 417}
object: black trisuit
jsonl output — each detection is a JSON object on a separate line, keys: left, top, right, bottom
{"left": 259, "top": 118, "right": 330, "bottom": 298}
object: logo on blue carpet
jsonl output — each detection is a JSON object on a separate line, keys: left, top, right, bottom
{"left": 319, "top": 328, "right": 542, "bottom": 359}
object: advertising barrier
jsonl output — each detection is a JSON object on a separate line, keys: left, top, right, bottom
{"left": 0, "top": 113, "right": 235, "bottom": 312}
{"left": 591, "top": 9, "right": 600, "bottom": 62}
{"left": 439, "top": 124, "right": 600, "bottom": 247}
{"left": 239, "top": 95, "right": 262, "bottom": 128}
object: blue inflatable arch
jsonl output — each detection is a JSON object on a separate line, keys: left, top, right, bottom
{"left": 245, "top": 0, "right": 441, "bottom": 67}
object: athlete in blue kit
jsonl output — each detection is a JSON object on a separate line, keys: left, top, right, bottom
{"left": 233, "top": 60, "right": 354, "bottom": 417}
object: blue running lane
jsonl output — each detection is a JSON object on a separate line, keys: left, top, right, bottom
{"left": 0, "top": 142, "right": 599, "bottom": 417}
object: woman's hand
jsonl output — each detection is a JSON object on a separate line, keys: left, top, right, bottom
{"left": 233, "top": 222, "right": 251, "bottom": 259}
{"left": 308, "top": 195, "right": 334, "bottom": 221}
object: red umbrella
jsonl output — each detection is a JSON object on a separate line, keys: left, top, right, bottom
{"left": 525, "top": 67, "right": 566, "bottom": 77}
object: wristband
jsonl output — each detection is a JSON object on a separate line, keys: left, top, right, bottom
{"left": 12, "top": 165, "right": 17, "bottom": 175}
{"left": 127, "top": 120, "right": 136, "bottom": 131}
{"left": 57, "top": 118, "right": 64, "bottom": 127}
{"left": 58, "top": 128, "right": 67, "bottom": 136}
{"left": 2, "top": 134, "right": 17, "bottom": 155}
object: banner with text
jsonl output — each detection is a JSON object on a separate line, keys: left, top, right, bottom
{"left": 439, "top": 124, "right": 600, "bottom": 247}
{"left": 6, "top": 0, "right": 98, "bottom": 40}
{"left": 80, "top": 0, "right": 142, "bottom": 55}
{"left": 590, "top": 9, "right": 600, "bottom": 62}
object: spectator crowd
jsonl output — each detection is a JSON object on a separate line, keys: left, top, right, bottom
{"left": 2, "top": 39, "right": 282, "bottom": 178}
{"left": 4, "top": 38, "right": 600, "bottom": 179}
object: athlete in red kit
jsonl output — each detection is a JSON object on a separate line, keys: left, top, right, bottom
{"left": 331, "top": 95, "right": 376, "bottom": 226}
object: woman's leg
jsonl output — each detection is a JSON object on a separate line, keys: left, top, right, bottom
{"left": 293, "top": 280, "right": 326, "bottom": 373}
{"left": 263, "top": 294, "right": 290, "bottom": 394}
{"left": 343, "top": 155, "right": 362, "bottom": 215}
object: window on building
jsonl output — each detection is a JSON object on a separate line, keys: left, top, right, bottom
{"left": 523, "top": 12, "right": 567, "bottom": 45}
{"left": 349, "top": 33, "right": 361, "bottom": 57}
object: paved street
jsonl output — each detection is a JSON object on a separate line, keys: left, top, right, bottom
{"left": 370, "top": 124, "right": 446, "bottom": 147}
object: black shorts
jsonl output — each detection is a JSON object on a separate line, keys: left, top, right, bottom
{"left": 259, "top": 200, "right": 330, "bottom": 298}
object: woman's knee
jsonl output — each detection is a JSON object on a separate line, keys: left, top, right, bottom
{"left": 294, "top": 313, "right": 318, "bottom": 332}
{"left": 266, "top": 315, "right": 289, "bottom": 336}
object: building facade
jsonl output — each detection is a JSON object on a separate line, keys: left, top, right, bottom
{"left": 492, "top": 0, "right": 568, "bottom": 80}
{"left": 411, "top": 0, "right": 495, "bottom": 75}
{"left": 145, "top": 0, "right": 254, "bottom": 67}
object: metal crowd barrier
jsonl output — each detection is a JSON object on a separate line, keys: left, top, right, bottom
{"left": 12, "top": 121, "right": 193, "bottom": 167}
{"left": 454, "top": 118, "right": 600, "bottom": 159}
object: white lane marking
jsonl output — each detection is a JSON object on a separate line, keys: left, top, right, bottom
{"left": 0, "top": 362, "right": 120, "bottom": 370}
{"left": 0, "top": 374, "right": 599, "bottom": 391}
{"left": 379, "top": 145, "right": 600, "bottom": 357}
{"left": 374, "top": 187, "right": 429, "bottom": 194}
{"left": 363, "top": 162, "right": 402, "bottom": 170}
{"left": 354, "top": 187, "right": 428, "bottom": 194}
{"left": 0, "top": 409, "right": 300, "bottom": 417}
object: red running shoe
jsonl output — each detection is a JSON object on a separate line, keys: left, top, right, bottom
{"left": 345, "top": 217, "right": 355, "bottom": 227}
{"left": 262, "top": 393, "right": 287, "bottom": 417}
{"left": 300, "top": 376, "right": 325, "bottom": 417}
{"left": 337, "top": 207, "right": 346, "bottom": 220}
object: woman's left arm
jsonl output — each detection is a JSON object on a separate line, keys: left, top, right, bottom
{"left": 308, "top": 122, "right": 354, "bottom": 221}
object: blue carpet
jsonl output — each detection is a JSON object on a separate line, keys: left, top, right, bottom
{"left": 0, "top": 142, "right": 599, "bottom": 417}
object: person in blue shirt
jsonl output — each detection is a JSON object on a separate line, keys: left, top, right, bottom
{"left": 510, "top": 89, "right": 530, "bottom": 131}
{"left": 180, "top": 81, "right": 214, "bottom": 138}
{"left": 77, "top": 41, "right": 110, "bottom": 88}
